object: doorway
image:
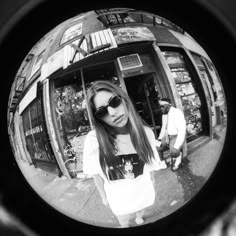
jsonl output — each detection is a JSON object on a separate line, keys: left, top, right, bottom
{"left": 124, "top": 73, "right": 163, "bottom": 138}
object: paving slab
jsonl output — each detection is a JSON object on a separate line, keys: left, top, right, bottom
{"left": 144, "top": 168, "right": 184, "bottom": 224}
{"left": 41, "top": 177, "right": 74, "bottom": 203}
{"left": 188, "top": 137, "right": 224, "bottom": 179}
{"left": 78, "top": 186, "right": 118, "bottom": 227}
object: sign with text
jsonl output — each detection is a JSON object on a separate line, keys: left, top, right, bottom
{"left": 112, "top": 27, "right": 155, "bottom": 44}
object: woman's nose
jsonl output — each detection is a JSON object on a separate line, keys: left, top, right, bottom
{"left": 107, "top": 106, "right": 117, "bottom": 116}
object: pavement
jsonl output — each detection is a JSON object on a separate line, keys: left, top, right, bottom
{"left": 16, "top": 125, "right": 226, "bottom": 228}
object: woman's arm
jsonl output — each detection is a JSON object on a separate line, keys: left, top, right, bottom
{"left": 93, "top": 174, "right": 109, "bottom": 206}
{"left": 144, "top": 126, "right": 167, "bottom": 169}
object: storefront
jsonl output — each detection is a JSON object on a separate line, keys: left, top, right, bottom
{"left": 8, "top": 10, "right": 226, "bottom": 178}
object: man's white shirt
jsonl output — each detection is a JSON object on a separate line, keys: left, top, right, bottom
{"left": 158, "top": 106, "right": 186, "bottom": 149}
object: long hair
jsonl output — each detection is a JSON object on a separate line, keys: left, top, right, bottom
{"left": 86, "top": 80, "right": 154, "bottom": 179}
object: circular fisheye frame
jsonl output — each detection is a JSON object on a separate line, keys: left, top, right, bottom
{"left": 7, "top": 8, "right": 227, "bottom": 229}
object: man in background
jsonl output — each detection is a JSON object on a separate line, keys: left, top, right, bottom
{"left": 156, "top": 98, "right": 186, "bottom": 171}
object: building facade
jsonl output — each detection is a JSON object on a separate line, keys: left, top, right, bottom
{"left": 8, "top": 9, "right": 226, "bottom": 178}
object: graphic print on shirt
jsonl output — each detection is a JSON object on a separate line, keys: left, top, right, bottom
{"left": 107, "top": 154, "right": 145, "bottom": 181}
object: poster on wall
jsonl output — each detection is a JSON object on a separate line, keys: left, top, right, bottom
{"left": 112, "top": 27, "right": 155, "bottom": 44}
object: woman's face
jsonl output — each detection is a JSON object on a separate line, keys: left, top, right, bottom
{"left": 93, "top": 90, "right": 129, "bottom": 129}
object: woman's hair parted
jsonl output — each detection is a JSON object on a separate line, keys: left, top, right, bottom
{"left": 86, "top": 80, "right": 154, "bottom": 179}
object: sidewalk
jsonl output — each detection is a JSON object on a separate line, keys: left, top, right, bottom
{"left": 16, "top": 125, "right": 226, "bottom": 228}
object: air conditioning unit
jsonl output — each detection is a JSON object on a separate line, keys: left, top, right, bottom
{"left": 117, "top": 54, "right": 143, "bottom": 75}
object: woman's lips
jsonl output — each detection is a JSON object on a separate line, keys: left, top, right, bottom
{"left": 113, "top": 115, "right": 124, "bottom": 123}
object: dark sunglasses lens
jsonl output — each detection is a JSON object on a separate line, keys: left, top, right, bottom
{"left": 95, "top": 108, "right": 107, "bottom": 118}
{"left": 94, "top": 96, "right": 121, "bottom": 118}
{"left": 109, "top": 96, "right": 122, "bottom": 108}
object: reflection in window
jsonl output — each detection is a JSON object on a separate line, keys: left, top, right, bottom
{"left": 53, "top": 71, "right": 120, "bottom": 176}
{"left": 54, "top": 84, "right": 90, "bottom": 135}
{"left": 53, "top": 82, "right": 90, "bottom": 176}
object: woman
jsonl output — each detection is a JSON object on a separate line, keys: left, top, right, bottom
{"left": 83, "top": 80, "right": 166, "bottom": 227}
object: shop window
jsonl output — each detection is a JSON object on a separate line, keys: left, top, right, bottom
{"left": 53, "top": 82, "right": 90, "bottom": 138}
{"left": 206, "top": 64, "right": 227, "bottom": 125}
{"left": 96, "top": 10, "right": 183, "bottom": 33}
{"left": 204, "top": 60, "right": 225, "bottom": 105}
{"left": 22, "top": 96, "right": 59, "bottom": 174}
{"left": 191, "top": 53, "right": 217, "bottom": 102}
{"left": 97, "top": 12, "right": 135, "bottom": 26}
{"left": 191, "top": 53, "right": 226, "bottom": 126}
{"left": 161, "top": 50, "right": 205, "bottom": 141}
{"left": 52, "top": 63, "right": 119, "bottom": 175}
{"left": 14, "top": 54, "right": 33, "bottom": 92}
{"left": 15, "top": 76, "right": 26, "bottom": 92}
{"left": 53, "top": 82, "right": 89, "bottom": 176}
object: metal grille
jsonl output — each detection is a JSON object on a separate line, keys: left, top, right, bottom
{"left": 117, "top": 54, "right": 142, "bottom": 71}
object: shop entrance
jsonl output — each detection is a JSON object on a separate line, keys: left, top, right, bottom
{"left": 124, "top": 73, "right": 163, "bottom": 138}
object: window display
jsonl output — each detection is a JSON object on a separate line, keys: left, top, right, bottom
{"left": 53, "top": 82, "right": 90, "bottom": 176}
{"left": 52, "top": 65, "right": 119, "bottom": 176}
{"left": 161, "top": 51, "right": 203, "bottom": 141}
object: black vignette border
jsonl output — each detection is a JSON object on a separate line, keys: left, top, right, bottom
{"left": 0, "top": 0, "right": 235, "bottom": 235}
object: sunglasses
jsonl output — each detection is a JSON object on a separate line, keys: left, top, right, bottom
{"left": 94, "top": 96, "right": 122, "bottom": 118}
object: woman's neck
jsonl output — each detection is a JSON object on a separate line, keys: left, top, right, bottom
{"left": 114, "top": 125, "right": 129, "bottom": 135}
